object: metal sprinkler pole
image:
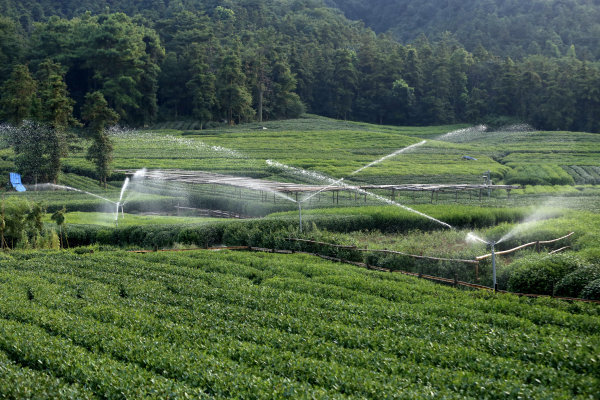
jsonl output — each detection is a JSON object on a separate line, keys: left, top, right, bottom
{"left": 492, "top": 241, "right": 497, "bottom": 292}
{"left": 298, "top": 202, "right": 303, "bottom": 233}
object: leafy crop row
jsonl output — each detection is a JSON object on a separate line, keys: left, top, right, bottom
{"left": 504, "top": 164, "right": 575, "bottom": 186}
{"left": 0, "top": 250, "right": 597, "bottom": 398}
{"left": 61, "top": 205, "right": 528, "bottom": 248}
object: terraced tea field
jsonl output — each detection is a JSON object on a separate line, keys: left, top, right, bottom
{"left": 58, "top": 119, "right": 600, "bottom": 189}
{"left": 0, "top": 250, "right": 598, "bottom": 399}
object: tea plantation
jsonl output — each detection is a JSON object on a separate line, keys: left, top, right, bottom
{"left": 0, "top": 250, "right": 598, "bottom": 399}
{"left": 2, "top": 117, "right": 600, "bottom": 397}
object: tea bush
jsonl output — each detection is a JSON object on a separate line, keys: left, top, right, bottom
{"left": 507, "top": 253, "right": 583, "bottom": 295}
{"left": 554, "top": 265, "right": 600, "bottom": 298}
{"left": 0, "top": 250, "right": 597, "bottom": 398}
{"left": 504, "top": 164, "right": 575, "bottom": 186}
{"left": 581, "top": 279, "right": 600, "bottom": 300}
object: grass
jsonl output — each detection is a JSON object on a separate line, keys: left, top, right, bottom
{"left": 42, "top": 212, "right": 226, "bottom": 227}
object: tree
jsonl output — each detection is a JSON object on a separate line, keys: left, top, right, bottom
{"left": 331, "top": 49, "right": 357, "bottom": 120}
{"left": 0, "top": 64, "right": 36, "bottom": 125}
{"left": 246, "top": 52, "right": 270, "bottom": 123}
{"left": 82, "top": 91, "right": 119, "bottom": 188}
{"left": 50, "top": 206, "right": 66, "bottom": 248}
{"left": 216, "top": 51, "right": 254, "bottom": 125}
{"left": 269, "top": 59, "right": 304, "bottom": 119}
{"left": 9, "top": 121, "right": 56, "bottom": 184}
{"left": 187, "top": 60, "right": 216, "bottom": 129}
{"left": 36, "top": 59, "right": 76, "bottom": 130}
{"left": 0, "top": 16, "right": 24, "bottom": 83}
{"left": 36, "top": 59, "right": 77, "bottom": 183}
{"left": 186, "top": 44, "right": 217, "bottom": 129}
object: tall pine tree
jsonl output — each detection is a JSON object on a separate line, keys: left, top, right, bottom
{"left": 82, "top": 91, "right": 119, "bottom": 188}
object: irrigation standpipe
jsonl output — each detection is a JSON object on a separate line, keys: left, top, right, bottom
{"left": 298, "top": 202, "right": 303, "bottom": 233}
{"left": 491, "top": 241, "right": 497, "bottom": 292}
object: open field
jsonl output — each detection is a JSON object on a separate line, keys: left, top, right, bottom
{"left": 0, "top": 249, "right": 598, "bottom": 399}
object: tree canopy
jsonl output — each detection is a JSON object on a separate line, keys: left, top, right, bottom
{"left": 0, "top": 0, "right": 598, "bottom": 132}
{"left": 326, "top": 0, "right": 600, "bottom": 61}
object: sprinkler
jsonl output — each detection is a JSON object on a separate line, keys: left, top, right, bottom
{"left": 490, "top": 240, "right": 497, "bottom": 292}
{"left": 115, "top": 202, "right": 121, "bottom": 227}
{"left": 298, "top": 203, "right": 303, "bottom": 233}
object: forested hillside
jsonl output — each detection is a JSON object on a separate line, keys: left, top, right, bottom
{"left": 326, "top": 0, "right": 600, "bottom": 60}
{"left": 0, "top": 0, "right": 599, "bottom": 132}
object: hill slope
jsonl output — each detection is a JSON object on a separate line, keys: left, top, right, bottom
{"left": 1, "top": 0, "right": 599, "bottom": 132}
{"left": 326, "top": 0, "right": 600, "bottom": 60}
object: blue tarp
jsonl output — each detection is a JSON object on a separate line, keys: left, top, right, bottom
{"left": 462, "top": 156, "right": 477, "bottom": 161}
{"left": 9, "top": 172, "right": 26, "bottom": 192}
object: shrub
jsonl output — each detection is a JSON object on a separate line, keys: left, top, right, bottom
{"left": 507, "top": 253, "right": 582, "bottom": 295}
{"left": 580, "top": 279, "right": 600, "bottom": 300}
{"left": 554, "top": 265, "right": 600, "bottom": 298}
{"left": 505, "top": 164, "right": 575, "bottom": 186}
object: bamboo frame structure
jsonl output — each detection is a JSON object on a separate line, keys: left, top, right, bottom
{"left": 118, "top": 169, "right": 520, "bottom": 199}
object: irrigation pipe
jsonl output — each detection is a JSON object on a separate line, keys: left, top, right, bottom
{"left": 476, "top": 232, "right": 574, "bottom": 260}
{"left": 126, "top": 245, "right": 599, "bottom": 304}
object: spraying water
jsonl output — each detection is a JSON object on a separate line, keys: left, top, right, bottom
{"left": 435, "top": 125, "right": 488, "bottom": 142}
{"left": 352, "top": 185, "right": 453, "bottom": 229}
{"left": 466, "top": 232, "right": 490, "bottom": 245}
{"left": 121, "top": 168, "right": 147, "bottom": 206}
{"left": 496, "top": 203, "right": 565, "bottom": 244}
{"left": 272, "top": 140, "right": 428, "bottom": 204}
{"left": 118, "top": 178, "right": 130, "bottom": 203}
{"left": 267, "top": 158, "right": 453, "bottom": 229}
{"left": 266, "top": 160, "right": 339, "bottom": 185}
{"left": 350, "top": 140, "right": 426, "bottom": 176}
{"left": 114, "top": 177, "right": 130, "bottom": 222}
{"left": 33, "top": 183, "right": 117, "bottom": 205}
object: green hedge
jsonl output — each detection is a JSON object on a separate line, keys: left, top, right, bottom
{"left": 504, "top": 164, "right": 575, "bottom": 186}
{"left": 507, "top": 253, "right": 582, "bottom": 295}
{"left": 270, "top": 205, "right": 527, "bottom": 233}
{"left": 554, "top": 265, "right": 600, "bottom": 298}
{"left": 61, "top": 205, "right": 529, "bottom": 249}
{"left": 581, "top": 279, "right": 600, "bottom": 300}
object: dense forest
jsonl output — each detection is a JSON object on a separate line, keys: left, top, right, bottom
{"left": 326, "top": 0, "right": 600, "bottom": 61}
{"left": 0, "top": 0, "right": 599, "bottom": 132}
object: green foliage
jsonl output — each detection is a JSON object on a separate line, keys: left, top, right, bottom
{"left": 1, "top": 2, "right": 599, "bottom": 131}
{"left": 217, "top": 51, "right": 254, "bottom": 125}
{"left": 82, "top": 91, "right": 118, "bottom": 187}
{"left": 0, "top": 197, "right": 54, "bottom": 249}
{"left": 59, "top": 204, "right": 528, "bottom": 249}
{"left": 33, "top": 59, "right": 75, "bottom": 183}
{"left": 8, "top": 121, "right": 64, "bottom": 183}
{"left": 0, "top": 250, "right": 597, "bottom": 397}
{"left": 328, "top": 0, "right": 600, "bottom": 60}
{"left": 0, "top": 16, "right": 24, "bottom": 83}
{"left": 35, "top": 59, "right": 76, "bottom": 131}
{"left": 581, "top": 278, "right": 600, "bottom": 300}
{"left": 507, "top": 253, "right": 582, "bottom": 295}
{"left": 554, "top": 265, "right": 600, "bottom": 298}
{"left": 505, "top": 164, "right": 575, "bottom": 186}
{"left": 0, "top": 64, "right": 36, "bottom": 125}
